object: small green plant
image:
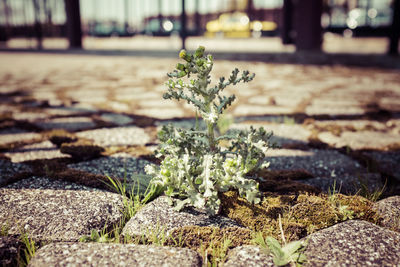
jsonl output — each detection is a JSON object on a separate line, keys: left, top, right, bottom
{"left": 79, "top": 222, "right": 112, "bottom": 243}
{"left": 0, "top": 223, "right": 9, "bottom": 236}
{"left": 18, "top": 233, "right": 37, "bottom": 267}
{"left": 252, "top": 215, "right": 307, "bottom": 267}
{"left": 145, "top": 46, "right": 274, "bottom": 215}
{"left": 265, "top": 236, "right": 307, "bottom": 267}
{"left": 200, "top": 234, "right": 232, "bottom": 267}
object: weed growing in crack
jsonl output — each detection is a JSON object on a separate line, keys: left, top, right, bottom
{"left": 145, "top": 46, "right": 275, "bottom": 215}
{"left": 251, "top": 215, "right": 307, "bottom": 267}
{"left": 17, "top": 233, "right": 37, "bottom": 267}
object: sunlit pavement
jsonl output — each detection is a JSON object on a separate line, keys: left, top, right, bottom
{"left": 2, "top": 34, "right": 395, "bottom": 54}
{"left": 0, "top": 50, "right": 399, "bottom": 194}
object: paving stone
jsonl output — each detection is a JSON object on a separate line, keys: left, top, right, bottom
{"left": 99, "top": 113, "right": 134, "bottom": 126}
{"left": 76, "top": 126, "right": 150, "bottom": 147}
{"left": 373, "top": 196, "right": 400, "bottom": 232}
{"left": 29, "top": 242, "right": 202, "bottom": 267}
{"left": 0, "top": 177, "right": 124, "bottom": 242}
{"left": 123, "top": 196, "right": 243, "bottom": 237}
{"left": 0, "top": 158, "right": 31, "bottom": 186}
{"left": 303, "top": 220, "right": 400, "bottom": 266}
{"left": 318, "top": 131, "right": 400, "bottom": 150}
{"left": 231, "top": 122, "right": 311, "bottom": 147}
{"left": 135, "top": 108, "right": 186, "bottom": 119}
{"left": 0, "top": 128, "right": 41, "bottom": 146}
{"left": 11, "top": 111, "right": 49, "bottom": 121}
{"left": 0, "top": 236, "right": 22, "bottom": 267}
{"left": 4, "top": 141, "right": 69, "bottom": 163}
{"left": 301, "top": 173, "right": 383, "bottom": 195}
{"left": 68, "top": 153, "right": 153, "bottom": 194}
{"left": 224, "top": 246, "right": 274, "bottom": 267}
{"left": 35, "top": 117, "right": 97, "bottom": 131}
{"left": 267, "top": 149, "right": 366, "bottom": 177}
{"left": 233, "top": 105, "right": 293, "bottom": 116}
{"left": 362, "top": 151, "right": 400, "bottom": 181}
{"left": 309, "top": 120, "right": 388, "bottom": 132}
{"left": 305, "top": 104, "right": 365, "bottom": 116}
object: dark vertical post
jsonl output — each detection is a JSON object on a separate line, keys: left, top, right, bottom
{"left": 294, "top": 0, "right": 323, "bottom": 51}
{"left": 281, "top": 0, "right": 293, "bottom": 44}
{"left": 246, "top": 0, "right": 254, "bottom": 20}
{"left": 124, "top": 0, "right": 130, "bottom": 34}
{"left": 180, "top": 0, "right": 186, "bottom": 49}
{"left": 388, "top": 0, "right": 400, "bottom": 55}
{"left": 33, "top": 0, "right": 43, "bottom": 49}
{"left": 0, "top": 0, "right": 10, "bottom": 42}
{"left": 194, "top": 0, "right": 201, "bottom": 35}
{"left": 158, "top": 0, "right": 162, "bottom": 33}
{"left": 64, "top": 0, "right": 82, "bottom": 48}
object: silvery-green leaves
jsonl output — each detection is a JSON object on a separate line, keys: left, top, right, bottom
{"left": 146, "top": 47, "right": 273, "bottom": 215}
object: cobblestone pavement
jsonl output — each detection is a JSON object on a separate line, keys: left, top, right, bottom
{"left": 0, "top": 51, "right": 400, "bottom": 265}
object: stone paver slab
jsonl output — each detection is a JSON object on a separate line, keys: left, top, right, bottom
{"left": 29, "top": 243, "right": 202, "bottom": 267}
{"left": 363, "top": 151, "right": 400, "bottom": 182}
{"left": 224, "top": 246, "right": 274, "bottom": 267}
{"left": 301, "top": 173, "right": 383, "bottom": 195}
{"left": 76, "top": 126, "right": 150, "bottom": 147}
{"left": 0, "top": 128, "right": 41, "bottom": 146}
{"left": 318, "top": 131, "right": 400, "bottom": 150}
{"left": 374, "top": 196, "right": 400, "bottom": 232}
{"left": 4, "top": 141, "right": 69, "bottom": 163}
{"left": 0, "top": 158, "right": 31, "bottom": 186}
{"left": 0, "top": 177, "right": 124, "bottom": 242}
{"left": 35, "top": 117, "right": 97, "bottom": 131}
{"left": 303, "top": 220, "right": 400, "bottom": 266}
{"left": 99, "top": 113, "right": 134, "bottom": 126}
{"left": 123, "top": 196, "right": 242, "bottom": 237}
{"left": 267, "top": 149, "right": 366, "bottom": 177}
{"left": 67, "top": 153, "right": 153, "bottom": 194}
{"left": 231, "top": 122, "right": 311, "bottom": 147}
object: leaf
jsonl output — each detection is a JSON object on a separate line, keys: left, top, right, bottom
{"left": 282, "top": 240, "right": 303, "bottom": 255}
{"left": 266, "top": 237, "right": 285, "bottom": 259}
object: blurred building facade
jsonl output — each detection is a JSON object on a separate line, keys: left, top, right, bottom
{"left": 0, "top": 0, "right": 398, "bottom": 54}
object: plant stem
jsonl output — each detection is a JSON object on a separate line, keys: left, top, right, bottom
{"left": 207, "top": 122, "right": 216, "bottom": 152}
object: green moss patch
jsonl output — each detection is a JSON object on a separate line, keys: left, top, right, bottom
{"left": 167, "top": 226, "right": 252, "bottom": 251}
{"left": 220, "top": 190, "right": 381, "bottom": 242}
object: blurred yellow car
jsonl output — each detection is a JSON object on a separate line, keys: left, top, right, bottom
{"left": 205, "top": 12, "right": 277, "bottom": 38}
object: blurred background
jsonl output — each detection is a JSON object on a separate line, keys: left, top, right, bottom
{"left": 0, "top": 0, "right": 399, "bottom": 55}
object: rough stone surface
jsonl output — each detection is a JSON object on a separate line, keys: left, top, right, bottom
{"left": 231, "top": 122, "right": 311, "bottom": 147}
{"left": 4, "top": 141, "right": 70, "bottom": 163}
{"left": 67, "top": 153, "right": 153, "bottom": 194}
{"left": 0, "top": 158, "right": 31, "bottom": 186}
{"left": 318, "top": 131, "right": 400, "bottom": 150}
{"left": 267, "top": 149, "right": 366, "bottom": 177}
{"left": 0, "top": 236, "right": 22, "bottom": 267}
{"left": 35, "top": 117, "right": 97, "bottom": 131}
{"left": 76, "top": 126, "right": 150, "bottom": 147}
{"left": 100, "top": 113, "right": 134, "bottom": 125}
{"left": 29, "top": 242, "right": 202, "bottom": 267}
{"left": 0, "top": 177, "right": 124, "bottom": 242}
{"left": 301, "top": 173, "right": 383, "bottom": 195}
{"left": 363, "top": 151, "right": 400, "bottom": 182}
{"left": 0, "top": 128, "right": 41, "bottom": 146}
{"left": 374, "top": 196, "right": 400, "bottom": 232}
{"left": 224, "top": 246, "right": 274, "bottom": 267}
{"left": 303, "top": 220, "right": 400, "bottom": 267}
{"left": 123, "top": 196, "right": 243, "bottom": 237}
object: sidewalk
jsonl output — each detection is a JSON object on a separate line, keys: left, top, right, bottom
{"left": 0, "top": 51, "right": 399, "bottom": 266}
